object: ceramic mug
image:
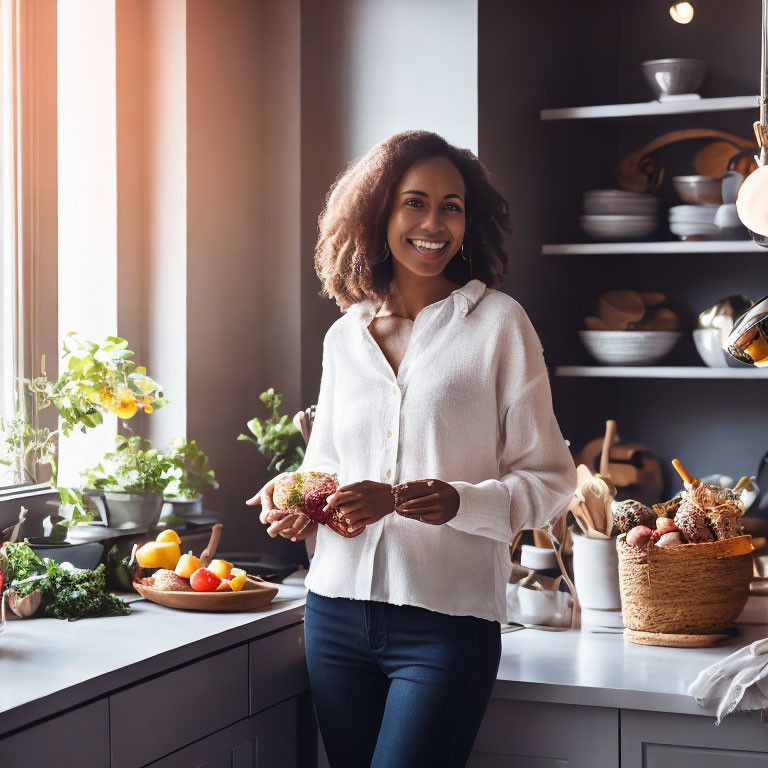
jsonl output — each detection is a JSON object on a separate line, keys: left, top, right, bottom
{"left": 571, "top": 532, "right": 621, "bottom": 610}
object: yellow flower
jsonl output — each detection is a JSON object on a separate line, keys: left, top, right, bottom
{"left": 112, "top": 387, "right": 138, "bottom": 419}
{"left": 142, "top": 396, "right": 153, "bottom": 414}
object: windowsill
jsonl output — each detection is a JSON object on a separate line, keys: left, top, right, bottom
{"left": 0, "top": 483, "right": 55, "bottom": 501}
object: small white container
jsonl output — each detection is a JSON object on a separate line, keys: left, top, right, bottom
{"left": 520, "top": 544, "right": 558, "bottom": 572}
{"left": 571, "top": 532, "right": 622, "bottom": 610}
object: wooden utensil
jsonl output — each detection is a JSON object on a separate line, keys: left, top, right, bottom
{"left": 694, "top": 141, "right": 741, "bottom": 178}
{"left": 200, "top": 523, "right": 222, "bottom": 568}
{"left": 616, "top": 129, "right": 756, "bottom": 192}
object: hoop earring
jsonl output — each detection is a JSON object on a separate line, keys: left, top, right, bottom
{"left": 374, "top": 241, "right": 391, "bottom": 265}
{"left": 460, "top": 243, "right": 467, "bottom": 260}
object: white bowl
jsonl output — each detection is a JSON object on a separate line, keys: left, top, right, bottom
{"left": 578, "top": 330, "right": 683, "bottom": 366}
{"left": 668, "top": 204, "right": 718, "bottom": 222}
{"left": 693, "top": 328, "right": 729, "bottom": 367}
{"left": 584, "top": 190, "right": 660, "bottom": 216}
{"left": 579, "top": 215, "right": 658, "bottom": 241}
{"left": 669, "top": 221, "right": 719, "bottom": 239}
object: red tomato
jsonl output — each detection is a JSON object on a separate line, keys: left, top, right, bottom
{"left": 189, "top": 567, "right": 221, "bottom": 592}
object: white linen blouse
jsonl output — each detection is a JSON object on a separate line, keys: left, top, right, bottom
{"left": 298, "top": 278, "right": 576, "bottom": 623}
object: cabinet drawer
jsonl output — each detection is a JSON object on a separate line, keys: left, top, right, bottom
{"left": 110, "top": 645, "right": 248, "bottom": 768}
{"left": 0, "top": 699, "right": 109, "bottom": 767}
{"left": 621, "top": 708, "right": 768, "bottom": 768}
{"left": 250, "top": 622, "right": 308, "bottom": 714}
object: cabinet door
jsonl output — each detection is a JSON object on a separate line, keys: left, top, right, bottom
{"left": 622, "top": 709, "right": 768, "bottom": 768}
{"left": 110, "top": 644, "right": 249, "bottom": 768}
{"left": 146, "top": 697, "right": 298, "bottom": 768}
{"left": 469, "top": 698, "right": 619, "bottom": 768}
{"left": 0, "top": 699, "right": 109, "bottom": 767}
{"left": 250, "top": 621, "right": 308, "bottom": 714}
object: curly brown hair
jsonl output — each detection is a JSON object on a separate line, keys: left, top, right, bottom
{"left": 314, "top": 130, "right": 512, "bottom": 311}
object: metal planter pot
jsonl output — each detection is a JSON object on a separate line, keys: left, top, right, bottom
{"left": 84, "top": 490, "right": 164, "bottom": 532}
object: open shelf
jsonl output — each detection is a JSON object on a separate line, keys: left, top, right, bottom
{"left": 556, "top": 366, "right": 768, "bottom": 379}
{"left": 543, "top": 240, "right": 762, "bottom": 255}
{"left": 540, "top": 95, "right": 758, "bottom": 121}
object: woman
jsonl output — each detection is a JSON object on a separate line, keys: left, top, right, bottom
{"left": 247, "top": 131, "right": 576, "bottom": 768}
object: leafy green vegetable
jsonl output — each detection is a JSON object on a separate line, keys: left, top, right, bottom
{"left": 1, "top": 541, "right": 46, "bottom": 596}
{"left": 1, "top": 542, "right": 130, "bottom": 619}
{"left": 106, "top": 545, "right": 137, "bottom": 592}
{"left": 238, "top": 388, "right": 305, "bottom": 473}
{"left": 41, "top": 560, "right": 130, "bottom": 620}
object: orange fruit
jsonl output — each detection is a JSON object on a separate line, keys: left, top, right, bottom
{"left": 175, "top": 553, "right": 203, "bottom": 579}
{"left": 230, "top": 574, "right": 247, "bottom": 592}
{"left": 208, "top": 559, "right": 233, "bottom": 580}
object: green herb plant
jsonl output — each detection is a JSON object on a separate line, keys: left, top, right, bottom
{"left": 0, "top": 335, "right": 166, "bottom": 533}
{"left": 163, "top": 437, "right": 219, "bottom": 499}
{"left": 81, "top": 435, "right": 174, "bottom": 495}
{"left": 238, "top": 388, "right": 305, "bottom": 473}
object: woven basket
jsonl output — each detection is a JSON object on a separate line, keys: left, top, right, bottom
{"left": 617, "top": 534, "right": 753, "bottom": 635}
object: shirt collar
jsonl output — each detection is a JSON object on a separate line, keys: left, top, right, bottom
{"left": 346, "top": 279, "right": 487, "bottom": 325}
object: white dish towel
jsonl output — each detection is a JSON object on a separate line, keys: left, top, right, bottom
{"left": 688, "top": 637, "right": 768, "bottom": 723}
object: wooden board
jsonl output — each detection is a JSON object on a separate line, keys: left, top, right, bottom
{"left": 132, "top": 576, "right": 279, "bottom": 612}
{"left": 624, "top": 628, "right": 733, "bottom": 647}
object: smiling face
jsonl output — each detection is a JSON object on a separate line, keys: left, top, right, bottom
{"left": 386, "top": 155, "right": 466, "bottom": 279}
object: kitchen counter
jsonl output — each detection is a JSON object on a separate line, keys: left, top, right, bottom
{"left": 5, "top": 586, "right": 768, "bottom": 766}
{"left": 495, "top": 625, "right": 768, "bottom": 717}
{"left": 0, "top": 584, "right": 307, "bottom": 739}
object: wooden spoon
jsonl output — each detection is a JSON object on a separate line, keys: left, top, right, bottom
{"left": 200, "top": 523, "right": 223, "bottom": 568}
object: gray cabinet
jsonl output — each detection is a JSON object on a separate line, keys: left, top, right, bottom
{"left": 0, "top": 699, "right": 110, "bottom": 766}
{"left": 250, "top": 622, "right": 308, "bottom": 714}
{"left": 621, "top": 709, "right": 768, "bottom": 768}
{"left": 146, "top": 696, "right": 299, "bottom": 768}
{"left": 469, "top": 699, "right": 619, "bottom": 767}
{"left": 110, "top": 644, "right": 250, "bottom": 768}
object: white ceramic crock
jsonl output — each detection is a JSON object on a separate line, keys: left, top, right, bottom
{"left": 571, "top": 532, "right": 622, "bottom": 611}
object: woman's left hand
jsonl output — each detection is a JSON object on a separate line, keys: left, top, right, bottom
{"left": 394, "top": 479, "right": 460, "bottom": 525}
{"left": 324, "top": 480, "right": 395, "bottom": 534}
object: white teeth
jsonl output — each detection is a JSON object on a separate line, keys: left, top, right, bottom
{"left": 412, "top": 239, "right": 447, "bottom": 250}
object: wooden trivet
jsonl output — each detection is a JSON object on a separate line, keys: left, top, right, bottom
{"left": 624, "top": 628, "right": 733, "bottom": 648}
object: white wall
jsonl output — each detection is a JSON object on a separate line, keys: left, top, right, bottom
{"left": 299, "top": 0, "right": 479, "bottom": 404}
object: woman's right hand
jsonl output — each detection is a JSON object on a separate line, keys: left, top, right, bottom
{"left": 246, "top": 473, "right": 317, "bottom": 541}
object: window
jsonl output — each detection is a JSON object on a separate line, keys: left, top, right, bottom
{"left": 0, "top": 0, "right": 23, "bottom": 488}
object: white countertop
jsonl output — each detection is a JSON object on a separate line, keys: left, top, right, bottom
{"left": 0, "top": 584, "right": 307, "bottom": 737}
{"left": 495, "top": 625, "right": 768, "bottom": 716}
{"left": 4, "top": 585, "right": 766, "bottom": 736}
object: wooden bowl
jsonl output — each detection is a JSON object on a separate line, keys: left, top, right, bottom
{"left": 132, "top": 576, "right": 279, "bottom": 612}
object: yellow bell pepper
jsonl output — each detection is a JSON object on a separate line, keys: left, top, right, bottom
{"left": 136, "top": 541, "right": 181, "bottom": 570}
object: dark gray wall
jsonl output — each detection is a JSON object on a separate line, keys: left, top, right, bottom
{"left": 479, "top": 0, "right": 768, "bottom": 497}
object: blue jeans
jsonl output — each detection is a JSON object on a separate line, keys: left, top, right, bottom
{"left": 304, "top": 590, "right": 501, "bottom": 768}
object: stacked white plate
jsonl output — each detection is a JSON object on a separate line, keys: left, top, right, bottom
{"left": 580, "top": 190, "right": 660, "bottom": 241}
{"left": 668, "top": 204, "right": 719, "bottom": 240}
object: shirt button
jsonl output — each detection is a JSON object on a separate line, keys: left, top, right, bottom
{"left": 387, "top": 430, "right": 392, "bottom": 438}
{"left": 392, "top": 387, "right": 397, "bottom": 396}
{"left": 386, "top": 469, "right": 392, "bottom": 479}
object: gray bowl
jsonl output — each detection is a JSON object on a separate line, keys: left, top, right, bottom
{"left": 641, "top": 58, "right": 708, "bottom": 98}
{"left": 27, "top": 538, "right": 105, "bottom": 569}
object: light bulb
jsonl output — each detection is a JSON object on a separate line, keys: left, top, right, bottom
{"left": 669, "top": 3, "right": 694, "bottom": 24}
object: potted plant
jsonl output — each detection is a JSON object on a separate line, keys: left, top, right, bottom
{"left": 162, "top": 437, "right": 219, "bottom": 517}
{"left": 238, "top": 388, "right": 305, "bottom": 472}
{"left": 80, "top": 435, "right": 173, "bottom": 531}
{"left": 0, "top": 334, "right": 166, "bottom": 540}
